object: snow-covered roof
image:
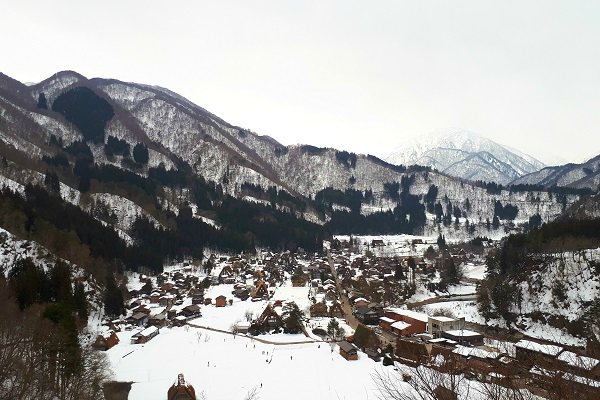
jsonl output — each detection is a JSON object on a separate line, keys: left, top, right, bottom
{"left": 429, "top": 338, "right": 447, "bottom": 343}
{"left": 379, "top": 317, "right": 395, "bottom": 323}
{"left": 558, "top": 351, "right": 600, "bottom": 370}
{"left": 515, "top": 340, "right": 563, "bottom": 356}
{"left": 430, "top": 316, "right": 456, "bottom": 323}
{"left": 384, "top": 307, "right": 429, "bottom": 322}
{"left": 139, "top": 326, "right": 158, "bottom": 337}
{"left": 453, "top": 345, "right": 498, "bottom": 359}
{"left": 390, "top": 321, "right": 411, "bottom": 330}
{"left": 353, "top": 297, "right": 368, "bottom": 303}
{"left": 444, "top": 329, "right": 481, "bottom": 337}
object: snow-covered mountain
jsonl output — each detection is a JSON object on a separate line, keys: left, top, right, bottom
{"left": 0, "top": 71, "right": 583, "bottom": 247}
{"left": 385, "top": 130, "right": 546, "bottom": 184}
{"left": 512, "top": 154, "right": 600, "bottom": 191}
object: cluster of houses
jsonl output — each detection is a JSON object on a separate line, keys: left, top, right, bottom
{"left": 389, "top": 337, "right": 600, "bottom": 397}
{"left": 95, "top": 251, "right": 334, "bottom": 348}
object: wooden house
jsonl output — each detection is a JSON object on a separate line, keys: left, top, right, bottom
{"left": 390, "top": 320, "right": 413, "bottom": 336}
{"left": 329, "top": 301, "right": 344, "bottom": 318}
{"left": 310, "top": 301, "right": 328, "bottom": 317}
{"left": 127, "top": 312, "right": 149, "bottom": 327}
{"left": 354, "top": 307, "right": 380, "bottom": 325}
{"left": 514, "top": 340, "right": 563, "bottom": 368}
{"left": 395, "top": 339, "right": 429, "bottom": 364}
{"left": 182, "top": 304, "right": 202, "bottom": 318}
{"left": 160, "top": 283, "right": 175, "bottom": 292}
{"left": 253, "top": 304, "right": 285, "bottom": 331}
{"left": 353, "top": 298, "right": 369, "bottom": 309}
{"left": 93, "top": 330, "right": 119, "bottom": 350}
{"left": 339, "top": 340, "right": 358, "bottom": 361}
{"left": 167, "top": 374, "right": 196, "bottom": 400}
{"left": 251, "top": 281, "right": 269, "bottom": 299}
{"left": 324, "top": 289, "right": 337, "bottom": 301}
{"left": 148, "top": 313, "right": 168, "bottom": 327}
{"left": 159, "top": 295, "right": 174, "bottom": 307}
{"left": 383, "top": 308, "right": 429, "bottom": 335}
{"left": 215, "top": 295, "right": 227, "bottom": 307}
{"left": 379, "top": 317, "right": 395, "bottom": 332}
{"left": 150, "top": 292, "right": 161, "bottom": 303}
{"left": 133, "top": 326, "right": 159, "bottom": 344}
{"left": 132, "top": 304, "right": 151, "bottom": 315}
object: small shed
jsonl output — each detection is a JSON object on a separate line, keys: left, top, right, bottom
{"left": 215, "top": 295, "right": 227, "bottom": 307}
{"left": 93, "top": 330, "right": 119, "bottom": 350}
{"left": 339, "top": 340, "right": 358, "bottom": 361}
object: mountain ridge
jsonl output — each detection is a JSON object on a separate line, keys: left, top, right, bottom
{"left": 0, "top": 70, "right": 587, "bottom": 256}
{"left": 384, "top": 130, "right": 546, "bottom": 184}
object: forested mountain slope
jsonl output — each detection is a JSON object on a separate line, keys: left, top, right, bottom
{"left": 0, "top": 70, "right": 588, "bottom": 264}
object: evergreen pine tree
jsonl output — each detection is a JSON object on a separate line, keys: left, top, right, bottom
{"left": 37, "top": 92, "right": 48, "bottom": 109}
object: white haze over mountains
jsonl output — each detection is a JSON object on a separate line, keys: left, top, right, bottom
{"left": 385, "top": 130, "right": 547, "bottom": 184}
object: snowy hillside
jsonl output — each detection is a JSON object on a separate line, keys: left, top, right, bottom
{"left": 385, "top": 130, "right": 546, "bottom": 184}
{"left": 514, "top": 249, "right": 600, "bottom": 346}
{"left": 512, "top": 154, "right": 600, "bottom": 190}
{"left": 0, "top": 70, "right": 584, "bottom": 245}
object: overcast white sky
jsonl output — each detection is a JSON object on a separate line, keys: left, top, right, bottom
{"left": 3, "top": 1, "right": 600, "bottom": 164}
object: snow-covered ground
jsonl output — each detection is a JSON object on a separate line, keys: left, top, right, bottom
{"left": 422, "top": 301, "right": 485, "bottom": 325}
{"left": 461, "top": 262, "right": 487, "bottom": 280}
{"left": 107, "top": 327, "right": 381, "bottom": 400}
{"left": 334, "top": 234, "right": 437, "bottom": 257}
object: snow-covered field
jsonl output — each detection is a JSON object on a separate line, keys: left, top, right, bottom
{"left": 461, "top": 262, "right": 487, "bottom": 280}
{"left": 107, "top": 327, "right": 381, "bottom": 400}
{"left": 422, "top": 301, "right": 485, "bottom": 325}
{"left": 334, "top": 234, "right": 437, "bottom": 257}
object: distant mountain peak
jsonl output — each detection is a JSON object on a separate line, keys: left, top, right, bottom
{"left": 384, "top": 130, "right": 546, "bottom": 184}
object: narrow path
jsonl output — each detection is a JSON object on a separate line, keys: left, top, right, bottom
{"left": 186, "top": 322, "right": 321, "bottom": 345}
{"left": 327, "top": 249, "right": 359, "bottom": 329}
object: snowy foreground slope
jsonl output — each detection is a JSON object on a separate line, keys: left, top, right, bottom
{"left": 107, "top": 326, "right": 511, "bottom": 400}
{"left": 108, "top": 327, "right": 379, "bottom": 400}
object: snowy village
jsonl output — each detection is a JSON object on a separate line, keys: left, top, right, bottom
{"left": 92, "top": 235, "right": 600, "bottom": 400}
{"left": 4, "top": 4, "right": 600, "bottom": 400}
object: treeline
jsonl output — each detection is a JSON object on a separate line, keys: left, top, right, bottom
{"left": 488, "top": 217, "right": 600, "bottom": 276}
{"left": 0, "top": 185, "right": 155, "bottom": 274}
{"left": 1, "top": 262, "right": 109, "bottom": 399}
{"left": 316, "top": 175, "right": 426, "bottom": 234}
{"left": 39, "top": 135, "right": 326, "bottom": 266}
{"left": 326, "top": 182, "right": 425, "bottom": 235}
{"left": 240, "top": 182, "right": 306, "bottom": 214}
{"left": 315, "top": 187, "right": 367, "bottom": 215}
{"left": 474, "top": 180, "right": 592, "bottom": 197}
{"left": 52, "top": 86, "right": 114, "bottom": 144}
